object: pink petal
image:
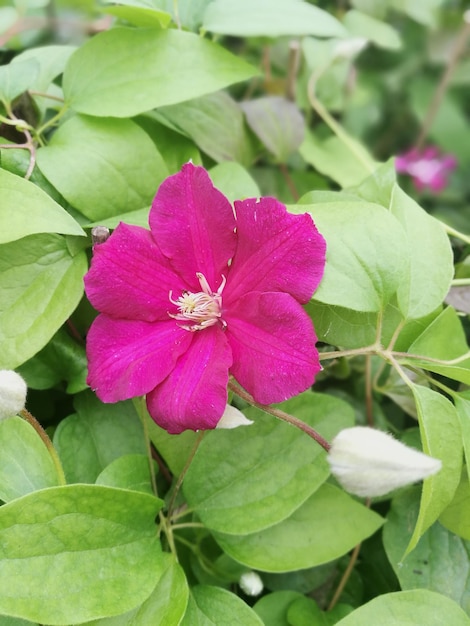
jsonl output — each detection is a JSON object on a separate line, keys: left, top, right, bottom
{"left": 225, "top": 292, "right": 320, "bottom": 405}
{"left": 146, "top": 326, "right": 232, "bottom": 434}
{"left": 86, "top": 316, "right": 192, "bottom": 402}
{"left": 149, "top": 163, "right": 237, "bottom": 292}
{"left": 225, "top": 197, "right": 325, "bottom": 305}
{"left": 85, "top": 223, "right": 187, "bottom": 322}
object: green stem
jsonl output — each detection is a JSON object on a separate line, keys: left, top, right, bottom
{"left": 20, "top": 409, "right": 67, "bottom": 485}
{"left": 228, "top": 379, "right": 331, "bottom": 452}
{"left": 452, "top": 278, "right": 470, "bottom": 286}
{"left": 36, "top": 104, "right": 68, "bottom": 136}
{"left": 167, "top": 431, "right": 204, "bottom": 522}
{"left": 320, "top": 345, "right": 377, "bottom": 361}
{"left": 133, "top": 397, "right": 158, "bottom": 497}
{"left": 443, "top": 223, "right": 470, "bottom": 246}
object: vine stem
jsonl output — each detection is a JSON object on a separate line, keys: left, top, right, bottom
{"left": 328, "top": 540, "right": 363, "bottom": 611}
{"left": 20, "top": 409, "right": 67, "bottom": 485}
{"left": 228, "top": 379, "right": 331, "bottom": 452}
{"left": 167, "top": 431, "right": 205, "bottom": 522}
{"left": 444, "top": 223, "right": 470, "bottom": 246}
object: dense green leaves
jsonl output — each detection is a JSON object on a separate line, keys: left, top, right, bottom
{"left": 0, "top": 485, "right": 163, "bottom": 624}
{"left": 181, "top": 586, "right": 264, "bottom": 625}
{"left": 63, "top": 28, "right": 258, "bottom": 117}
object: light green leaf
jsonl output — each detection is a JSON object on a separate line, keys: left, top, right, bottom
{"left": 306, "top": 301, "right": 378, "bottom": 349}
{"left": 209, "top": 161, "right": 260, "bottom": 202}
{"left": 0, "top": 58, "right": 39, "bottom": 104}
{"left": 299, "top": 130, "right": 378, "bottom": 188}
{"left": 0, "top": 616, "right": 38, "bottom": 626}
{"left": 439, "top": 473, "right": 470, "bottom": 541}
{"left": 454, "top": 394, "right": 470, "bottom": 484}
{"left": 53, "top": 392, "right": 146, "bottom": 484}
{"left": 0, "top": 485, "right": 163, "bottom": 625}
{"left": 181, "top": 586, "right": 264, "bottom": 626}
{"left": 0, "top": 168, "right": 85, "bottom": 244}
{"left": 293, "top": 200, "right": 407, "bottom": 312}
{"left": 183, "top": 392, "right": 354, "bottom": 534}
{"left": 390, "top": 184, "right": 454, "bottom": 319}
{"left": 87, "top": 208, "right": 150, "bottom": 230}
{"left": 343, "top": 10, "right": 401, "bottom": 49}
{"left": 0, "top": 234, "right": 87, "bottom": 369}
{"left": 147, "top": 416, "right": 200, "bottom": 477}
{"left": 12, "top": 45, "right": 76, "bottom": 93}
{"left": 158, "top": 91, "right": 253, "bottom": 165}
{"left": 37, "top": 114, "right": 168, "bottom": 221}
{"left": 254, "top": 591, "right": 304, "bottom": 626}
{"left": 96, "top": 454, "right": 155, "bottom": 495}
{"left": 384, "top": 487, "right": 470, "bottom": 614}
{"left": 63, "top": 28, "right": 258, "bottom": 117}
{"left": 406, "top": 385, "right": 462, "bottom": 555}
{"left": 102, "top": 2, "right": 172, "bottom": 28}
{"left": 0, "top": 416, "right": 60, "bottom": 502}
{"left": 202, "top": 0, "right": 346, "bottom": 37}
{"left": 214, "top": 484, "right": 383, "bottom": 572}
{"left": 335, "top": 590, "right": 470, "bottom": 626}
{"left": 404, "top": 307, "right": 470, "bottom": 384}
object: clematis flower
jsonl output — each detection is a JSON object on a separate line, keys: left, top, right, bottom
{"left": 85, "top": 163, "right": 326, "bottom": 434}
{"left": 395, "top": 146, "right": 457, "bottom": 193}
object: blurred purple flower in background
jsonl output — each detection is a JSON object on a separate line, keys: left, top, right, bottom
{"left": 395, "top": 146, "right": 457, "bottom": 193}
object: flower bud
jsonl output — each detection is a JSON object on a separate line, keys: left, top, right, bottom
{"left": 327, "top": 426, "right": 442, "bottom": 497}
{"left": 0, "top": 370, "right": 27, "bottom": 420}
{"left": 216, "top": 404, "right": 253, "bottom": 430}
{"left": 239, "top": 571, "right": 263, "bottom": 596}
{"left": 333, "top": 37, "right": 368, "bottom": 60}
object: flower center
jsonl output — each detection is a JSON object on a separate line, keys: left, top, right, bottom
{"left": 169, "top": 273, "right": 226, "bottom": 332}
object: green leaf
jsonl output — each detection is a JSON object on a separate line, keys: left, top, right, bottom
{"left": 53, "top": 391, "right": 146, "bottom": 483}
{"left": 209, "top": 161, "right": 260, "bottom": 202}
{"left": 213, "top": 484, "right": 383, "bottom": 572}
{"left": 306, "top": 301, "right": 378, "bottom": 349}
{"left": 11, "top": 45, "right": 76, "bottom": 93}
{"left": 147, "top": 417, "right": 200, "bottom": 476}
{"left": 299, "top": 130, "right": 378, "bottom": 188}
{"left": 455, "top": 394, "right": 470, "bottom": 483}
{"left": 0, "top": 616, "right": 38, "bottom": 626}
{"left": 335, "top": 590, "right": 470, "bottom": 626}
{"left": 63, "top": 28, "right": 258, "bottom": 117}
{"left": 202, "top": 0, "right": 346, "bottom": 37}
{"left": 406, "top": 385, "right": 462, "bottom": 555}
{"left": 95, "top": 454, "right": 155, "bottom": 495}
{"left": 183, "top": 392, "right": 354, "bottom": 534}
{"left": 293, "top": 200, "right": 407, "bottom": 312}
{"left": 384, "top": 487, "right": 470, "bottom": 613}
{"left": 343, "top": 10, "right": 401, "bottom": 49}
{"left": 0, "top": 58, "right": 39, "bottom": 104}
{"left": 390, "top": 185, "right": 454, "bottom": 319}
{"left": 254, "top": 591, "right": 304, "bottom": 626}
{"left": 0, "top": 168, "right": 85, "bottom": 243}
{"left": 439, "top": 473, "right": 470, "bottom": 541}
{"left": 82, "top": 554, "right": 189, "bottom": 626}
{"left": 102, "top": 2, "right": 172, "bottom": 28}
{"left": 403, "top": 307, "right": 470, "bottom": 384}
{"left": 37, "top": 114, "right": 168, "bottom": 222}
{"left": 0, "top": 234, "right": 87, "bottom": 369}
{"left": 0, "top": 416, "right": 60, "bottom": 502}
{"left": 181, "top": 586, "right": 264, "bottom": 626}
{"left": 241, "top": 97, "right": 305, "bottom": 162}
{"left": 17, "top": 327, "right": 87, "bottom": 393}
{"left": 0, "top": 485, "right": 163, "bottom": 625}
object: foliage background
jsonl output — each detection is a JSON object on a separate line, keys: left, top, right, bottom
{"left": 0, "top": 0, "right": 470, "bottom": 624}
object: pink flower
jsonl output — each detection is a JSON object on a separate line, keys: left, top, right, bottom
{"left": 395, "top": 146, "right": 457, "bottom": 193}
{"left": 85, "top": 163, "right": 326, "bottom": 434}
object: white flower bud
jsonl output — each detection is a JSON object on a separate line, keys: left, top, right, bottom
{"left": 216, "top": 404, "right": 253, "bottom": 430}
{"left": 239, "top": 571, "right": 263, "bottom": 596}
{"left": 333, "top": 38, "right": 368, "bottom": 60}
{"left": 0, "top": 370, "right": 27, "bottom": 420}
{"left": 327, "top": 426, "right": 442, "bottom": 497}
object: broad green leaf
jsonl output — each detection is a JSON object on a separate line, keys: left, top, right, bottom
{"left": 181, "top": 586, "right": 264, "bottom": 626}
{"left": 0, "top": 58, "right": 39, "bottom": 104}
{"left": 439, "top": 473, "right": 470, "bottom": 541}
{"left": 0, "top": 416, "right": 60, "bottom": 502}
{"left": 96, "top": 454, "right": 155, "bottom": 495}
{"left": 82, "top": 554, "right": 189, "bottom": 626}
{"left": 0, "top": 616, "right": 37, "bottom": 626}
{"left": 406, "top": 385, "right": 462, "bottom": 554}
{"left": 37, "top": 115, "right": 168, "bottom": 221}
{"left": 335, "top": 590, "right": 470, "bottom": 626}
{"left": 183, "top": 392, "right": 354, "bottom": 534}
{"left": 147, "top": 416, "right": 200, "bottom": 477}
{"left": 343, "top": 10, "right": 401, "bottom": 49}
{"left": 306, "top": 301, "right": 378, "bottom": 349}
{"left": 384, "top": 487, "right": 470, "bottom": 613}
{"left": 292, "top": 200, "right": 407, "bottom": 312}
{"left": 87, "top": 208, "right": 150, "bottom": 230}
{"left": 63, "top": 28, "right": 258, "bottom": 117}
{"left": 102, "top": 3, "right": 172, "bottom": 28}
{"left": 0, "top": 234, "right": 87, "bottom": 369}
{"left": 17, "top": 327, "right": 87, "bottom": 394}
{"left": 299, "top": 130, "right": 378, "bottom": 188}
{"left": 213, "top": 484, "right": 383, "bottom": 572}
{"left": 404, "top": 307, "right": 470, "bottom": 384}
{"left": 53, "top": 391, "right": 146, "bottom": 484}
{"left": 209, "top": 161, "right": 260, "bottom": 202}
{"left": 288, "top": 596, "right": 353, "bottom": 625}
{"left": 202, "top": 0, "right": 346, "bottom": 37}
{"left": 254, "top": 591, "right": 304, "bottom": 626}
{"left": 455, "top": 394, "right": 470, "bottom": 483}
{"left": 390, "top": 184, "right": 453, "bottom": 319}
{"left": 12, "top": 45, "right": 76, "bottom": 92}
{"left": 158, "top": 91, "right": 252, "bottom": 164}
{"left": 348, "top": 158, "right": 396, "bottom": 207}
{"left": 241, "top": 97, "right": 305, "bottom": 162}
{"left": 0, "top": 168, "right": 85, "bottom": 243}
{"left": 0, "top": 485, "right": 163, "bottom": 625}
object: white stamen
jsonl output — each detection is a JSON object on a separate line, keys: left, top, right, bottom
{"left": 169, "top": 273, "right": 226, "bottom": 331}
